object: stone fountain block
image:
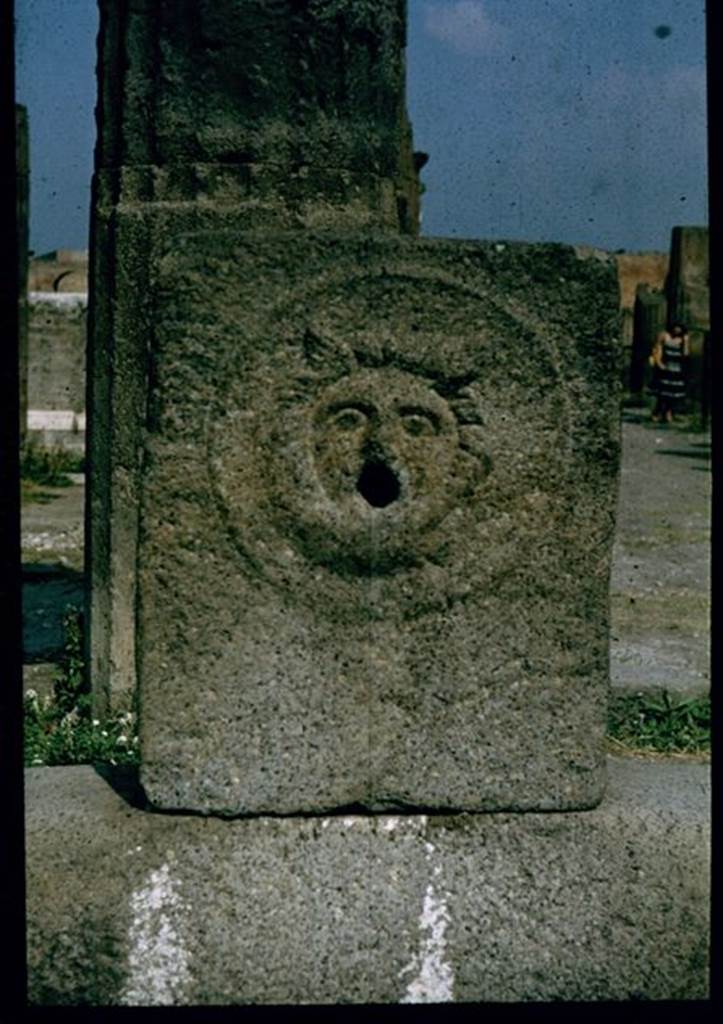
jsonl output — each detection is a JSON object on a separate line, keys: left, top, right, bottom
{"left": 134, "top": 232, "right": 620, "bottom": 815}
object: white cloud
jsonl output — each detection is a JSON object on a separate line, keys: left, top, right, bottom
{"left": 424, "top": 1, "right": 506, "bottom": 55}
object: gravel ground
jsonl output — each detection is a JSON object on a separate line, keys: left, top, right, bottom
{"left": 21, "top": 417, "right": 710, "bottom": 698}
{"left": 610, "top": 410, "right": 710, "bottom": 697}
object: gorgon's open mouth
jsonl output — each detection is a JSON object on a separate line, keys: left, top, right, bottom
{"left": 356, "top": 459, "right": 401, "bottom": 508}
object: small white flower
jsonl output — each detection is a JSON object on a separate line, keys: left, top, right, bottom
{"left": 32, "top": 757, "right": 43, "bottom": 765}
{"left": 92, "top": 719, "right": 100, "bottom": 727}
{"left": 117, "top": 734, "right": 128, "bottom": 745}
{"left": 101, "top": 730, "right": 108, "bottom": 738}
{"left": 25, "top": 688, "right": 37, "bottom": 701}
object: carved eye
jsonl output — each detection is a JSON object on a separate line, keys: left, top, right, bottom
{"left": 400, "top": 410, "right": 439, "bottom": 437}
{"left": 330, "top": 407, "right": 368, "bottom": 432}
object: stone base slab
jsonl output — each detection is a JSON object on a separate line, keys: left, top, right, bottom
{"left": 25, "top": 757, "right": 709, "bottom": 1005}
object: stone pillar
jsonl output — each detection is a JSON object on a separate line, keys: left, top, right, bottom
{"left": 700, "top": 330, "right": 711, "bottom": 429}
{"left": 16, "top": 105, "right": 29, "bottom": 446}
{"left": 87, "top": 0, "right": 414, "bottom": 714}
{"left": 89, "top": 1, "right": 621, "bottom": 815}
{"left": 665, "top": 226, "right": 709, "bottom": 414}
{"left": 630, "top": 284, "right": 666, "bottom": 395}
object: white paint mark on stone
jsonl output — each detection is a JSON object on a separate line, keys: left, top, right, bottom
{"left": 27, "top": 409, "right": 77, "bottom": 431}
{"left": 399, "top": 837, "right": 455, "bottom": 1004}
{"left": 121, "top": 862, "right": 192, "bottom": 1006}
{"left": 29, "top": 290, "right": 88, "bottom": 308}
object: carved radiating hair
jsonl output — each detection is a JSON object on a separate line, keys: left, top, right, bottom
{"left": 271, "top": 326, "right": 489, "bottom": 472}
{"left": 277, "top": 326, "right": 486, "bottom": 429}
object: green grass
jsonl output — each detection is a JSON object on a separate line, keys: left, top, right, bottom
{"left": 685, "top": 410, "right": 711, "bottom": 434}
{"left": 20, "top": 439, "right": 84, "bottom": 488}
{"left": 24, "top": 608, "right": 139, "bottom": 768}
{"left": 607, "top": 692, "right": 710, "bottom": 755}
{"left": 21, "top": 479, "right": 60, "bottom": 505}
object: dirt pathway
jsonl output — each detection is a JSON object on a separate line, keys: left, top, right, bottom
{"left": 610, "top": 411, "right": 710, "bottom": 697}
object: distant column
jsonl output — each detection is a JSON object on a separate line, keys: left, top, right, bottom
{"left": 630, "top": 284, "right": 666, "bottom": 395}
{"left": 700, "top": 331, "right": 711, "bottom": 430}
{"left": 665, "top": 226, "right": 709, "bottom": 416}
{"left": 16, "top": 105, "right": 29, "bottom": 445}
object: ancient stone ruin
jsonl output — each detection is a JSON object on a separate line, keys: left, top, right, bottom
{"left": 139, "top": 234, "right": 620, "bottom": 815}
{"left": 25, "top": 0, "right": 709, "bottom": 1005}
{"left": 625, "top": 227, "right": 710, "bottom": 414}
{"left": 87, "top": 0, "right": 620, "bottom": 815}
{"left": 87, "top": 0, "right": 425, "bottom": 713}
{"left": 665, "top": 225, "right": 710, "bottom": 419}
{"left": 630, "top": 282, "right": 667, "bottom": 395}
{"left": 16, "top": 104, "right": 29, "bottom": 444}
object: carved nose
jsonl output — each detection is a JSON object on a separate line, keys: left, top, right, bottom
{"left": 357, "top": 459, "right": 400, "bottom": 508}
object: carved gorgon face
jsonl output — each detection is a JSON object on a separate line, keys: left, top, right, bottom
{"left": 267, "top": 367, "right": 487, "bottom": 575}
{"left": 313, "top": 369, "right": 458, "bottom": 507}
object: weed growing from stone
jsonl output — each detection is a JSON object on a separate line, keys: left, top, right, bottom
{"left": 24, "top": 608, "right": 139, "bottom": 767}
{"left": 607, "top": 692, "right": 710, "bottom": 755}
{"left": 20, "top": 439, "right": 84, "bottom": 488}
{"left": 685, "top": 410, "right": 711, "bottom": 434}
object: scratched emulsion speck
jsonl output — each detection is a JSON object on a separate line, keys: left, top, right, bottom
{"left": 121, "top": 862, "right": 192, "bottom": 1005}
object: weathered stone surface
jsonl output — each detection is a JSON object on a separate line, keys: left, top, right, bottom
{"left": 28, "top": 294, "right": 87, "bottom": 414}
{"left": 665, "top": 226, "right": 709, "bottom": 415}
{"left": 89, "top": 1, "right": 620, "bottom": 813}
{"left": 16, "top": 104, "right": 29, "bottom": 444}
{"left": 614, "top": 250, "right": 668, "bottom": 314}
{"left": 630, "top": 283, "right": 666, "bottom": 393}
{"left": 94, "top": 0, "right": 416, "bottom": 231}
{"left": 133, "top": 231, "right": 620, "bottom": 814}
{"left": 666, "top": 226, "right": 709, "bottom": 332}
{"left": 29, "top": 249, "right": 88, "bottom": 292}
{"left": 88, "top": 0, "right": 422, "bottom": 715}
{"left": 25, "top": 759, "right": 710, "bottom": 1005}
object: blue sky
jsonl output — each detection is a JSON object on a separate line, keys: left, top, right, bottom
{"left": 15, "top": 0, "right": 707, "bottom": 254}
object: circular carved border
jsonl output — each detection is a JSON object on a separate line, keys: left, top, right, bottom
{"left": 206, "top": 266, "right": 572, "bottom": 621}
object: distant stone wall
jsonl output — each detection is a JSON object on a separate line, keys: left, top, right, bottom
{"left": 17, "top": 105, "right": 30, "bottom": 442}
{"left": 29, "top": 250, "right": 89, "bottom": 293}
{"left": 630, "top": 284, "right": 667, "bottom": 394}
{"left": 613, "top": 251, "right": 668, "bottom": 357}
{"left": 28, "top": 293, "right": 87, "bottom": 416}
{"left": 665, "top": 226, "right": 709, "bottom": 417}
{"left": 614, "top": 251, "right": 668, "bottom": 311}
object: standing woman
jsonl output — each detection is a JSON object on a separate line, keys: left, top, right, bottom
{"left": 650, "top": 322, "right": 689, "bottom": 423}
